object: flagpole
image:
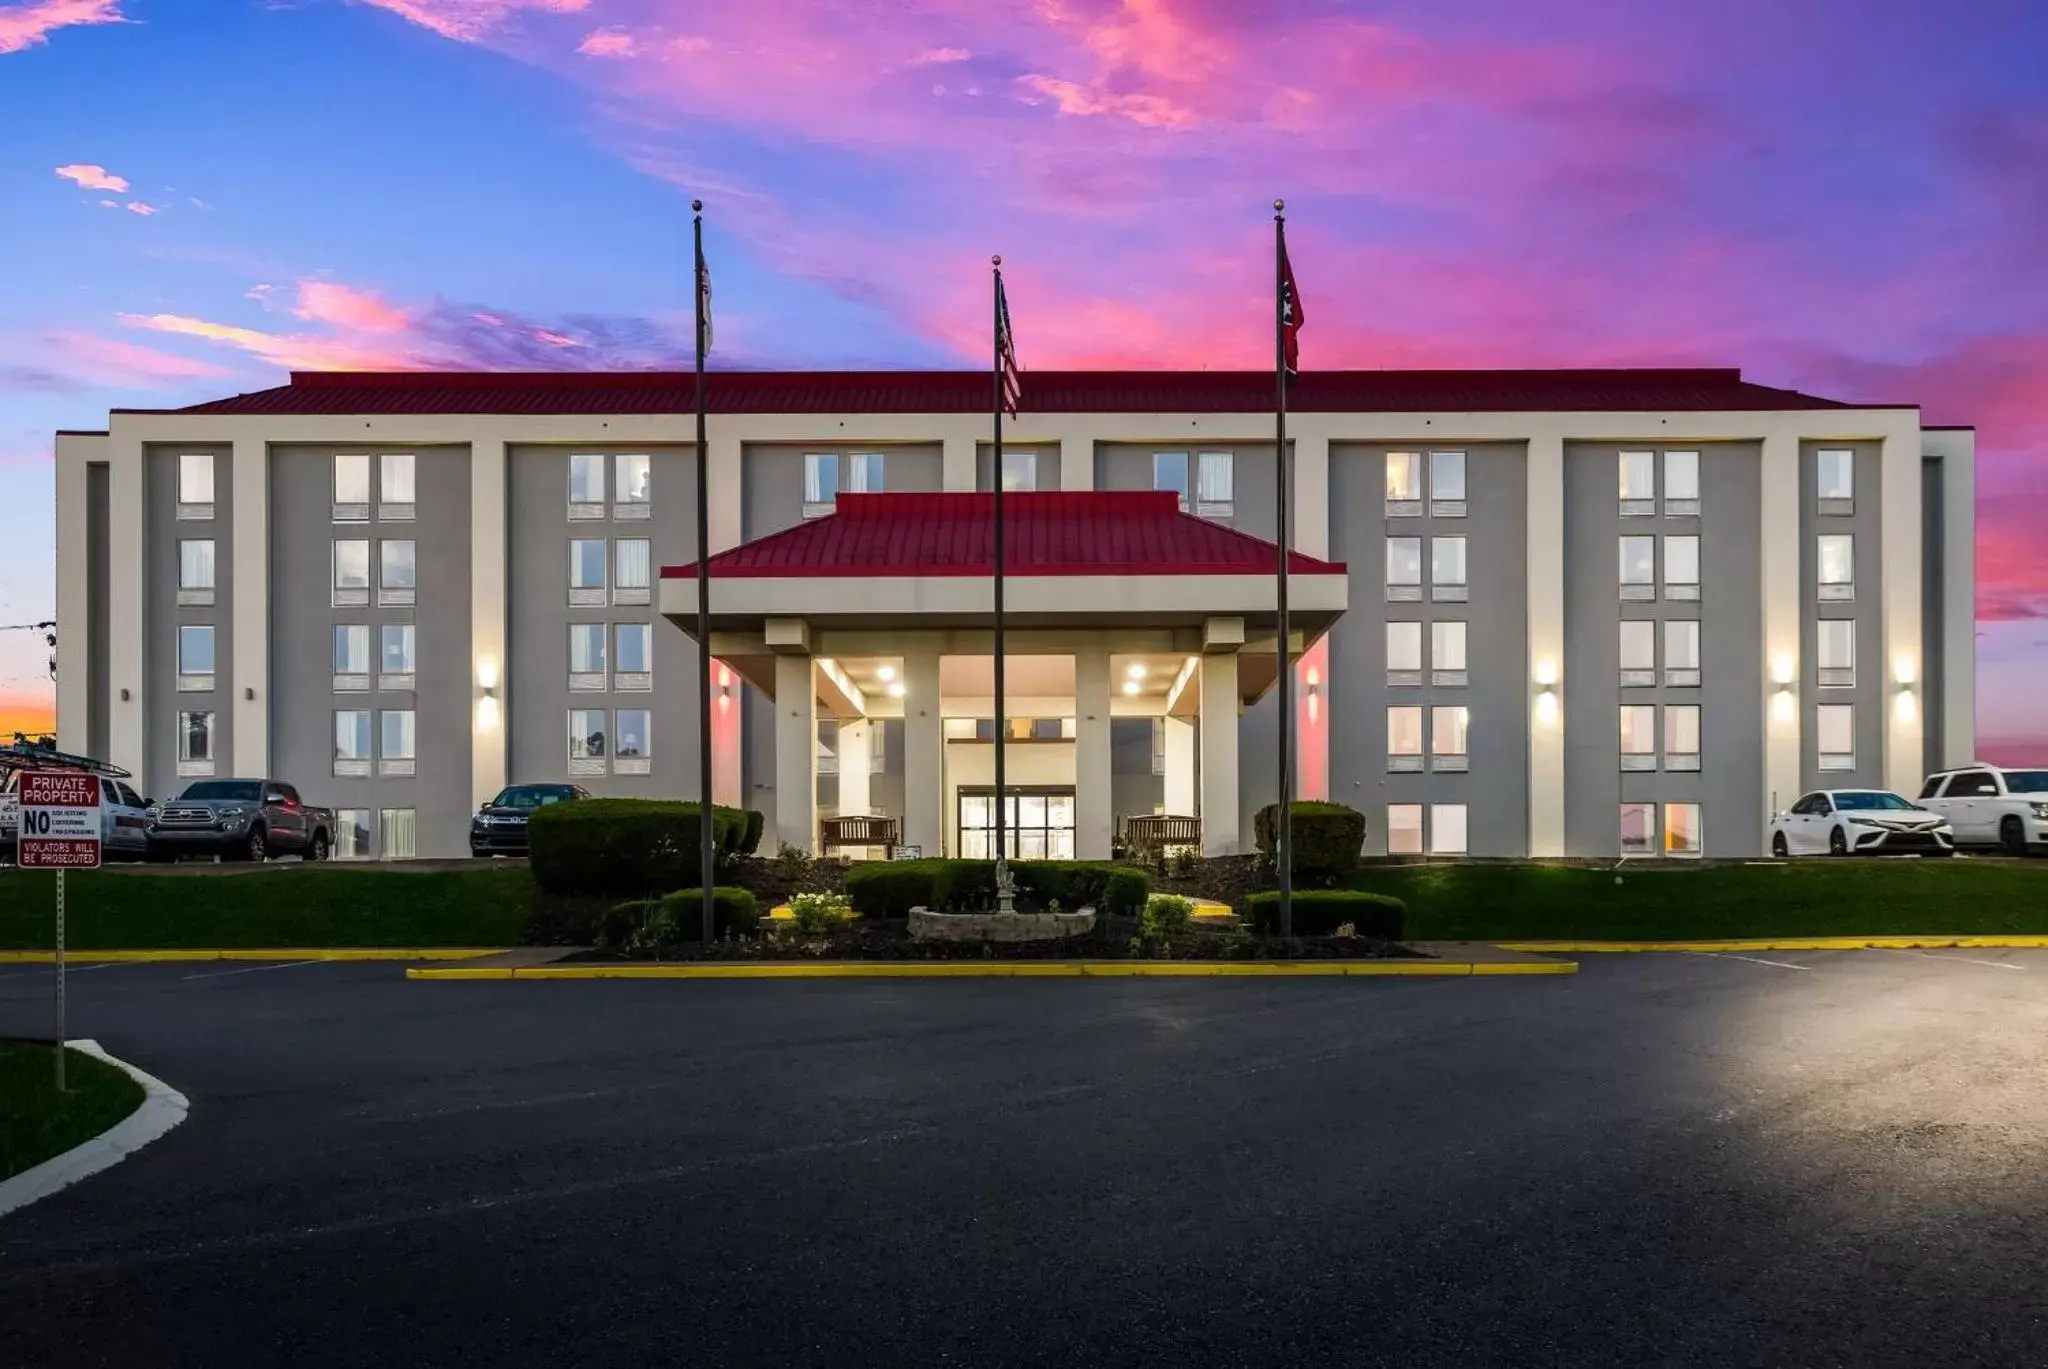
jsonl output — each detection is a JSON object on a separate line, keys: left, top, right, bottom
{"left": 1274, "top": 199, "right": 1294, "bottom": 939}
{"left": 991, "top": 256, "right": 1012, "bottom": 909}
{"left": 694, "top": 199, "right": 716, "bottom": 941}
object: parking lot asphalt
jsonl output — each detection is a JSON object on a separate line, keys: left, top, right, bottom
{"left": 4, "top": 951, "right": 2048, "bottom": 1367}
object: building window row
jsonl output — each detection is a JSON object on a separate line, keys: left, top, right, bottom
{"left": 333, "top": 624, "right": 416, "bottom": 693}
{"left": 1618, "top": 450, "right": 1700, "bottom": 517}
{"left": 1154, "top": 451, "right": 1234, "bottom": 519}
{"left": 569, "top": 452, "right": 652, "bottom": 521}
{"left": 1620, "top": 802, "right": 1704, "bottom": 857}
{"left": 1387, "top": 705, "right": 1468, "bottom": 772}
{"left": 1816, "top": 448, "right": 1854, "bottom": 513}
{"left": 569, "top": 708, "right": 653, "bottom": 776}
{"left": 569, "top": 623, "right": 654, "bottom": 692}
{"left": 177, "top": 539, "right": 216, "bottom": 605}
{"left": 177, "top": 452, "right": 214, "bottom": 520}
{"left": 177, "top": 709, "right": 215, "bottom": 776}
{"left": 569, "top": 537, "right": 653, "bottom": 606}
{"left": 1818, "top": 619, "right": 1856, "bottom": 687}
{"left": 1620, "top": 704, "right": 1701, "bottom": 771}
{"left": 1817, "top": 534, "right": 1855, "bottom": 602}
{"left": 332, "top": 452, "right": 416, "bottom": 522}
{"left": 803, "top": 451, "right": 883, "bottom": 517}
{"left": 1386, "top": 620, "right": 1467, "bottom": 687}
{"left": 1384, "top": 451, "right": 1466, "bottom": 518}
{"left": 1817, "top": 703, "right": 1857, "bottom": 771}
{"left": 1387, "top": 536, "right": 1466, "bottom": 602}
{"left": 1387, "top": 803, "right": 1466, "bottom": 855}
{"left": 177, "top": 625, "right": 215, "bottom": 693}
{"left": 1619, "top": 535, "right": 1698, "bottom": 601}
{"left": 332, "top": 539, "right": 415, "bottom": 608}
{"left": 1620, "top": 620, "right": 1701, "bottom": 687}
{"left": 334, "top": 709, "right": 417, "bottom": 777}
{"left": 332, "top": 807, "right": 415, "bottom": 861}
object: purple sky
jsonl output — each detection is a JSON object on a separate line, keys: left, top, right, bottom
{"left": 1, "top": 0, "right": 2042, "bottom": 753}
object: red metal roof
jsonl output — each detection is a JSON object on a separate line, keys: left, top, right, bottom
{"left": 662, "top": 492, "right": 1347, "bottom": 579}
{"left": 144, "top": 366, "right": 1868, "bottom": 416}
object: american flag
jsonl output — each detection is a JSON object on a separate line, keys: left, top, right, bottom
{"left": 996, "top": 273, "right": 1022, "bottom": 416}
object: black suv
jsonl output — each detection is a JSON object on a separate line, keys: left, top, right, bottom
{"left": 470, "top": 783, "right": 590, "bottom": 856}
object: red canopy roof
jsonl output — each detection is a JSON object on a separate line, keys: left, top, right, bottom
{"left": 663, "top": 492, "right": 1347, "bottom": 580}
{"left": 141, "top": 366, "right": 1869, "bottom": 416}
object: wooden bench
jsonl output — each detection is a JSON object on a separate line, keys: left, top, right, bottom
{"left": 820, "top": 815, "right": 900, "bottom": 857}
{"left": 1121, "top": 814, "right": 1201, "bottom": 865}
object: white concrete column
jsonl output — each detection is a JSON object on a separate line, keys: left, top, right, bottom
{"left": 837, "top": 718, "right": 873, "bottom": 817}
{"left": 773, "top": 653, "right": 817, "bottom": 853}
{"left": 1525, "top": 433, "right": 1565, "bottom": 856}
{"left": 469, "top": 437, "right": 508, "bottom": 808}
{"left": 1930, "top": 429, "right": 1977, "bottom": 767}
{"left": 54, "top": 434, "right": 97, "bottom": 754}
{"left": 1074, "top": 646, "right": 1112, "bottom": 859}
{"left": 903, "top": 650, "right": 945, "bottom": 856}
{"left": 1164, "top": 717, "right": 1196, "bottom": 816}
{"left": 230, "top": 437, "right": 270, "bottom": 778}
{"left": 943, "top": 434, "right": 977, "bottom": 491}
{"left": 706, "top": 424, "right": 744, "bottom": 553}
{"left": 1880, "top": 426, "right": 1925, "bottom": 797}
{"left": 107, "top": 428, "right": 145, "bottom": 784}
{"left": 1760, "top": 432, "right": 1802, "bottom": 820}
{"left": 1059, "top": 435, "right": 1094, "bottom": 491}
{"left": 1199, "top": 651, "right": 1240, "bottom": 855}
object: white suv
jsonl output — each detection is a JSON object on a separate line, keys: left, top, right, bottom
{"left": 1917, "top": 765, "right": 2048, "bottom": 856}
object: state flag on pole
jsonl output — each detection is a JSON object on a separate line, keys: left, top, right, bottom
{"left": 697, "top": 249, "right": 714, "bottom": 356}
{"left": 1280, "top": 240, "right": 1304, "bottom": 375}
{"left": 997, "top": 275, "right": 1022, "bottom": 416}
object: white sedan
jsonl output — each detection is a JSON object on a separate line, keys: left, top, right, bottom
{"left": 1770, "top": 789, "right": 1955, "bottom": 858}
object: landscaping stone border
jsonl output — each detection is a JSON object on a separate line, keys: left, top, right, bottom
{"left": 908, "top": 907, "right": 1097, "bottom": 943}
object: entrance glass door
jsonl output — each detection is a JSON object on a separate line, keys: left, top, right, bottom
{"left": 958, "top": 788, "right": 1076, "bottom": 859}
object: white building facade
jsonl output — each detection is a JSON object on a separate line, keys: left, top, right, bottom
{"left": 52, "top": 367, "right": 1976, "bottom": 861}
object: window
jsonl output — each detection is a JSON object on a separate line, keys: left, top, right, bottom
{"left": 1620, "top": 705, "right": 1657, "bottom": 771}
{"left": 177, "top": 710, "right": 215, "bottom": 775}
{"left": 1619, "top": 620, "right": 1656, "bottom": 688}
{"left": 1387, "top": 804, "right": 1424, "bottom": 855}
{"left": 568, "top": 452, "right": 605, "bottom": 518}
{"left": 569, "top": 538, "right": 607, "bottom": 606}
{"left": 178, "top": 452, "right": 214, "bottom": 518}
{"left": 1619, "top": 803, "right": 1656, "bottom": 855}
{"left": 1430, "top": 536, "right": 1468, "bottom": 601}
{"left": 1665, "top": 704, "right": 1701, "bottom": 771}
{"left": 1818, "top": 618, "right": 1855, "bottom": 688}
{"left": 1818, "top": 704, "right": 1855, "bottom": 771}
{"left": 333, "top": 453, "right": 371, "bottom": 520}
{"left": 1619, "top": 536, "right": 1655, "bottom": 600}
{"left": 379, "top": 808, "right": 417, "bottom": 861}
{"left": 333, "top": 710, "right": 371, "bottom": 777}
{"left": 616, "top": 623, "right": 652, "bottom": 691}
{"left": 1385, "top": 452, "right": 1421, "bottom": 514}
{"left": 1664, "top": 803, "right": 1703, "bottom": 857}
{"left": 379, "top": 540, "right": 416, "bottom": 606}
{"left": 960, "top": 790, "right": 1076, "bottom": 861}
{"left": 333, "top": 540, "right": 370, "bottom": 606}
{"left": 1619, "top": 450, "right": 1655, "bottom": 515}
{"left": 1386, "top": 621, "right": 1423, "bottom": 686}
{"left": 1817, "top": 448, "right": 1854, "bottom": 510}
{"left": 1195, "top": 451, "right": 1234, "bottom": 516}
{"left": 804, "top": 451, "right": 882, "bottom": 515}
{"left": 568, "top": 708, "right": 608, "bottom": 775}
{"left": 1662, "top": 450, "right": 1700, "bottom": 515}
{"left": 333, "top": 624, "right": 370, "bottom": 691}
{"left": 1150, "top": 719, "right": 1167, "bottom": 777}
{"left": 612, "top": 453, "right": 651, "bottom": 519}
{"left": 1663, "top": 535, "right": 1700, "bottom": 601}
{"left": 1386, "top": 537, "right": 1422, "bottom": 601}
{"left": 610, "top": 538, "right": 650, "bottom": 606}
{"left": 380, "top": 452, "right": 416, "bottom": 519}
{"left": 1664, "top": 620, "right": 1701, "bottom": 687}
{"left": 1431, "top": 706, "right": 1469, "bottom": 772}
{"left": 1429, "top": 804, "right": 1468, "bottom": 856}
{"left": 1429, "top": 450, "right": 1466, "bottom": 516}
{"left": 378, "top": 624, "right": 415, "bottom": 690}
{"left": 1817, "top": 534, "right": 1854, "bottom": 601}
{"left": 1431, "top": 621, "right": 1468, "bottom": 686}
{"left": 1387, "top": 706, "right": 1424, "bottom": 771}
{"left": 569, "top": 623, "right": 607, "bottom": 691}
{"left": 615, "top": 708, "right": 652, "bottom": 775}
{"left": 1000, "top": 449, "right": 1037, "bottom": 492}
{"left": 177, "top": 625, "right": 214, "bottom": 692}
{"left": 177, "top": 540, "right": 215, "bottom": 606}
{"left": 1944, "top": 770, "right": 1998, "bottom": 798}
{"left": 379, "top": 710, "right": 416, "bottom": 777}
{"left": 334, "top": 809, "right": 370, "bottom": 860}
{"left": 1152, "top": 451, "right": 1189, "bottom": 510}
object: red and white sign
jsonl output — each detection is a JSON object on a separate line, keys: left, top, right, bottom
{"left": 18, "top": 771, "right": 101, "bottom": 869}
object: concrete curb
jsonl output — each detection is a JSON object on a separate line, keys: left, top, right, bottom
{"left": 0, "top": 1040, "right": 189, "bottom": 1220}
{"left": 0, "top": 948, "right": 508, "bottom": 964}
{"left": 1495, "top": 935, "right": 2048, "bottom": 953}
{"left": 408, "top": 958, "right": 1576, "bottom": 980}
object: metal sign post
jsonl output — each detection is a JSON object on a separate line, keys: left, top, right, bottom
{"left": 19, "top": 770, "right": 101, "bottom": 1093}
{"left": 54, "top": 869, "right": 65, "bottom": 1092}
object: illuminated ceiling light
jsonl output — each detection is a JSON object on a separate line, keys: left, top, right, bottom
{"left": 1126, "top": 663, "right": 1148, "bottom": 679}
{"left": 1122, "top": 679, "right": 1142, "bottom": 696}
{"left": 877, "top": 664, "right": 897, "bottom": 682}
{"left": 887, "top": 682, "right": 906, "bottom": 699}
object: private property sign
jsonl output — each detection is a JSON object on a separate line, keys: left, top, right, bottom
{"left": 18, "top": 771, "right": 101, "bottom": 869}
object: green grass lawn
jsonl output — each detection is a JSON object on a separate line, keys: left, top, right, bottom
{"left": 0, "top": 866, "right": 534, "bottom": 950}
{"left": 0, "top": 1041, "right": 146, "bottom": 1180}
{"left": 1355, "top": 860, "right": 2048, "bottom": 941}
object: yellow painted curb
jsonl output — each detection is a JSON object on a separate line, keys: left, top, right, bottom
{"left": 1189, "top": 900, "right": 1235, "bottom": 920}
{"left": 1495, "top": 935, "right": 2048, "bottom": 953}
{"left": 0, "top": 947, "right": 508, "bottom": 964}
{"left": 408, "top": 957, "right": 1576, "bottom": 980}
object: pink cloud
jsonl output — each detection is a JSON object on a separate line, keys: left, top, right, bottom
{"left": 119, "top": 312, "right": 407, "bottom": 371}
{"left": 576, "top": 25, "right": 635, "bottom": 58}
{"left": 1015, "top": 73, "right": 1197, "bottom": 129}
{"left": 41, "top": 330, "right": 236, "bottom": 383}
{"left": 0, "top": 0, "right": 123, "bottom": 55}
{"left": 910, "top": 46, "right": 971, "bottom": 65}
{"left": 122, "top": 199, "right": 155, "bottom": 215}
{"left": 54, "top": 162, "right": 126, "bottom": 192}
{"left": 352, "top": 0, "right": 589, "bottom": 44}
{"left": 292, "top": 280, "right": 412, "bottom": 333}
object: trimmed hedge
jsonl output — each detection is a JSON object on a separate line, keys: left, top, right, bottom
{"left": 1254, "top": 801, "right": 1368, "bottom": 883}
{"left": 528, "top": 799, "right": 746, "bottom": 898}
{"left": 599, "top": 887, "right": 760, "bottom": 946}
{"left": 1246, "top": 889, "right": 1405, "bottom": 939}
{"left": 739, "top": 808, "right": 767, "bottom": 856}
{"left": 843, "top": 860, "right": 1151, "bottom": 919}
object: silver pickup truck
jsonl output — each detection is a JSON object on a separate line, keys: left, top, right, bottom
{"left": 146, "top": 778, "right": 335, "bottom": 862}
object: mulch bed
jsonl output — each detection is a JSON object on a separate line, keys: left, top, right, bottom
{"left": 565, "top": 915, "right": 1418, "bottom": 963}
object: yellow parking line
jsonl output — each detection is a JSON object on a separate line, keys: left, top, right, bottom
{"left": 0, "top": 948, "right": 507, "bottom": 964}
{"left": 408, "top": 957, "right": 1575, "bottom": 980}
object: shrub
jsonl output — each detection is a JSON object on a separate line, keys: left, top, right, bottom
{"left": 789, "top": 891, "right": 851, "bottom": 935}
{"left": 597, "top": 900, "right": 654, "bottom": 949}
{"left": 1144, "top": 894, "right": 1194, "bottom": 935}
{"left": 740, "top": 809, "right": 767, "bottom": 856}
{"left": 1245, "top": 890, "right": 1405, "bottom": 939}
{"left": 648, "top": 887, "right": 760, "bottom": 942}
{"left": 1014, "top": 861, "right": 1151, "bottom": 917}
{"left": 1253, "top": 802, "right": 1368, "bottom": 883}
{"left": 843, "top": 860, "right": 1152, "bottom": 919}
{"left": 528, "top": 800, "right": 744, "bottom": 898}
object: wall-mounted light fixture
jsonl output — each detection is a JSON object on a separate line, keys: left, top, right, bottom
{"left": 1533, "top": 659, "right": 1559, "bottom": 726}
{"left": 1305, "top": 666, "right": 1322, "bottom": 724}
{"left": 119, "top": 687, "right": 130, "bottom": 702}
{"left": 476, "top": 656, "right": 500, "bottom": 691}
